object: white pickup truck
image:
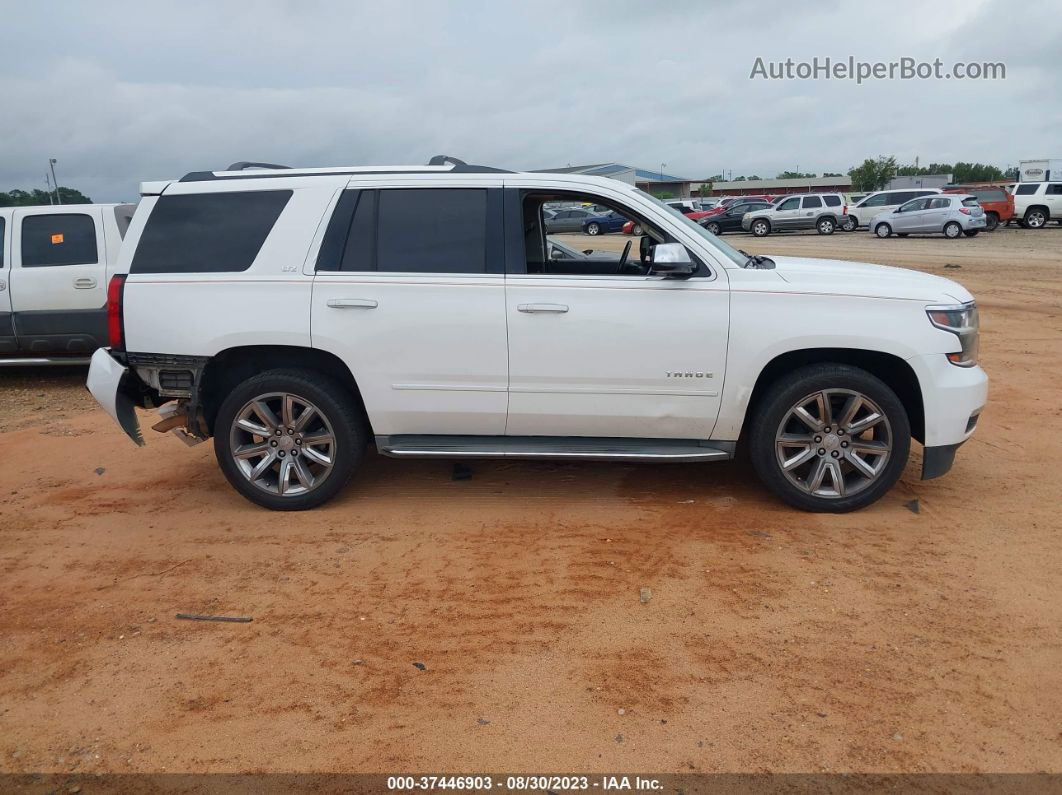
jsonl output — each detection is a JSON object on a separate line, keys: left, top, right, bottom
{"left": 86, "top": 158, "right": 987, "bottom": 513}
{"left": 0, "top": 203, "right": 133, "bottom": 363}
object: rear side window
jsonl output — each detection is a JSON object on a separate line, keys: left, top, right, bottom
{"left": 823, "top": 195, "right": 841, "bottom": 206}
{"left": 802, "top": 196, "right": 823, "bottom": 208}
{"left": 1014, "top": 184, "right": 1038, "bottom": 195}
{"left": 131, "top": 190, "right": 291, "bottom": 274}
{"left": 929, "top": 197, "right": 951, "bottom": 209}
{"left": 1047, "top": 184, "right": 1062, "bottom": 195}
{"left": 21, "top": 213, "right": 98, "bottom": 267}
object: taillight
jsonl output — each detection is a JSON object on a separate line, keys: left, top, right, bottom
{"left": 107, "top": 274, "right": 127, "bottom": 350}
{"left": 959, "top": 207, "right": 971, "bottom": 215}
{"left": 842, "top": 204, "right": 848, "bottom": 215}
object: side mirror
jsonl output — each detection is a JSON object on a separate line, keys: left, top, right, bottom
{"left": 649, "top": 242, "right": 695, "bottom": 278}
{"left": 549, "top": 246, "right": 568, "bottom": 260}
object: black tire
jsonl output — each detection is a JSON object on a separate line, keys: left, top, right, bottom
{"left": 586, "top": 223, "right": 600, "bottom": 236}
{"left": 751, "top": 218, "right": 771, "bottom": 237}
{"left": 963, "top": 230, "right": 979, "bottom": 237}
{"left": 214, "top": 369, "right": 364, "bottom": 510}
{"left": 897, "top": 233, "right": 909, "bottom": 237}
{"left": 943, "top": 221, "right": 962, "bottom": 239}
{"left": 874, "top": 223, "right": 892, "bottom": 238}
{"left": 1022, "top": 208, "right": 1048, "bottom": 229}
{"left": 841, "top": 217, "right": 857, "bottom": 232}
{"left": 985, "top": 212, "right": 999, "bottom": 231}
{"left": 816, "top": 217, "right": 836, "bottom": 235}
{"left": 705, "top": 221, "right": 721, "bottom": 235}
{"left": 748, "top": 363, "right": 911, "bottom": 513}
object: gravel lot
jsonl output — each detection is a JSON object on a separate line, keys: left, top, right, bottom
{"left": 1, "top": 226, "right": 1060, "bottom": 775}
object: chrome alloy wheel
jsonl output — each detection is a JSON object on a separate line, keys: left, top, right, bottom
{"left": 774, "top": 389, "right": 892, "bottom": 499}
{"left": 229, "top": 392, "right": 336, "bottom": 496}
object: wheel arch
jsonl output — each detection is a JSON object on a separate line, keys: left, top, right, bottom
{"left": 199, "top": 345, "right": 370, "bottom": 436}
{"left": 744, "top": 348, "right": 925, "bottom": 443}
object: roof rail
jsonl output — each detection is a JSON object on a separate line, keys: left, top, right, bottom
{"left": 427, "top": 155, "right": 467, "bottom": 166}
{"left": 226, "top": 161, "right": 291, "bottom": 171}
{"left": 427, "top": 154, "right": 511, "bottom": 174}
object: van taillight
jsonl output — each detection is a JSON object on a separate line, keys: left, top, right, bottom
{"left": 107, "top": 275, "right": 127, "bottom": 350}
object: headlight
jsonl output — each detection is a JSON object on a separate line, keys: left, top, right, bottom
{"left": 926, "top": 302, "right": 979, "bottom": 367}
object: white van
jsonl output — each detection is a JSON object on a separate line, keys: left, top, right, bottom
{"left": 842, "top": 189, "right": 942, "bottom": 231}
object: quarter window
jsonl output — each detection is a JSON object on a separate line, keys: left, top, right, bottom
{"left": 131, "top": 191, "right": 291, "bottom": 274}
{"left": 21, "top": 213, "right": 98, "bottom": 267}
{"left": 823, "top": 195, "right": 841, "bottom": 207}
{"left": 1014, "top": 184, "right": 1038, "bottom": 195}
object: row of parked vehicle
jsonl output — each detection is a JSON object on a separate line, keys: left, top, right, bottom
{"left": 543, "top": 182, "right": 1062, "bottom": 241}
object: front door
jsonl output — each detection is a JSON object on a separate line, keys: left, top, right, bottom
{"left": 772, "top": 196, "right": 801, "bottom": 229}
{"left": 504, "top": 187, "right": 730, "bottom": 439}
{"left": 311, "top": 185, "right": 509, "bottom": 437}
{"left": 8, "top": 207, "right": 108, "bottom": 354}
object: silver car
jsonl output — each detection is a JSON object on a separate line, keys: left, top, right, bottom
{"left": 871, "top": 194, "right": 986, "bottom": 239}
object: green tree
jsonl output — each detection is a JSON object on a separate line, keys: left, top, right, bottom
{"left": 822, "top": 172, "right": 844, "bottom": 177}
{"left": 847, "top": 156, "right": 898, "bottom": 192}
{"left": 0, "top": 186, "right": 93, "bottom": 206}
{"left": 776, "top": 170, "right": 816, "bottom": 179}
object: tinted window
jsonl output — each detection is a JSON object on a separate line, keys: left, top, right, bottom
{"left": 823, "top": 195, "right": 841, "bottom": 206}
{"left": 961, "top": 198, "right": 980, "bottom": 208}
{"left": 1014, "top": 184, "right": 1039, "bottom": 195}
{"left": 861, "top": 193, "right": 889, "bottom": 207}
{"left": 779, "top": 198, "right": 800, "bottom": 210}
{"left": 340, "top": 191, "right": 377, "bottom": 272}
{"left": 21, "top": 213, "right": 98, "bottom": 267}
{"left": 376, "top": 189, "right": 486, "bottom": 274}
{"left": 1047, "top": 184, "right": 1062, "bottom": 195}
{"left": 132, "top": 191, "right": 290, "bottom": 274}
{"left": 802, "top": 196, "right": 823, "bottom": 208}
{"left": 972, "top": 190, "right": 1006, "bottom": 202}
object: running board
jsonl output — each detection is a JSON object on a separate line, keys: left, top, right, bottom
{"left": 376, "top": 435, "right": 735, "bottom": 463}
{"left": 0, "top": 356, "right": 91, "bottom": 367}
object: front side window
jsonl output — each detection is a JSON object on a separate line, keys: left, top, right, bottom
{"left": 131, "top": 191, "right": 291, "bottom": 274}
{"left": 900, "top": 198, "right": 929, "bottom": 212}
{"left": 21, "top": 213, "right": 97, "bottom": 267}
{"left": 778, "top": 197, "right": 800, "bottom": 211}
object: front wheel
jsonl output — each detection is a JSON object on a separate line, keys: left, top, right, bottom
{"left": 816, "top": 217, "right": 835, "bottom": 235}
{"left": 751, "top": 219, "right": 771, "bottom": 237}
{"left": 874, "top": 223, "right": 892, "bottom": 238}
{"left": 749, "top": 364, "right": 910, "bottom": 512}
{"left": 586, "top": 223, "right": 600, "bottom": 236}
{"left": 841, "top": 217, "right": 857, "bottom": 232}
{"left": 214, "top": 369, "right": 364, "bottom": 510}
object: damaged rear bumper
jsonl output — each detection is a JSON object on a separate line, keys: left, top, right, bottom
{"left": 86, "top": 348, "right": 145, "bottom": 446}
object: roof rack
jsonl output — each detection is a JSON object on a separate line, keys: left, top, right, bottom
{"left": 178, "top": 156, "right": 510, "bottom": 183}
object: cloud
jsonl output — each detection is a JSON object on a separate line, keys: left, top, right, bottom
{"left": 0, "top": 0, "right": 1057, "bottom": 200}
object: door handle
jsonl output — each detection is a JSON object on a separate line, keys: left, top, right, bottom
{"left": 517, "top": 303, "right": 569, "bottom": 313}
{"left": 327, "top": 298, "right": 378, "bottom": 309}
{"left": 73, "top": 277, "right": 97, "bottom": 289}
{"left": 0, "top": 279, "right": 6, "bottom": 291}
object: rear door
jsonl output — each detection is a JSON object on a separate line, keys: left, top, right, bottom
{"left": 921, "top": 196, "right": 952, "bottom": 232}
{"left": 0, "top": 213, "right": 14, "bottom": 354}
{"left": 311, "top": 184, "right": 509, "bottom": 436}
{"left": 9, "top": 207, "right": 108, "bottom": 354}
{"left": 799, "top": 195, "right": 824, "bottom": 228}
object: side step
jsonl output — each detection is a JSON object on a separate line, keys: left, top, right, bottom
{"left": 0, "top": 356, "right": 91, "bottom": 367}
{"left": 376, "top": 435, "right": 735, "bottom": 463}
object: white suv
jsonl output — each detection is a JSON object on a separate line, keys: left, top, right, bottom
{"left": 87, "top": 157, "right": 987, "bottom": 513}
{"left": 1010, "top": 181, "right": 1062, "bottom": 228}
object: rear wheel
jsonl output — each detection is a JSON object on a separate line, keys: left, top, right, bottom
{"left": 214, "top": 369, "right": 364, "bottom": 510}
{"left": 984, "top": 212, "right": 999, "bottom": 231}
{"left": 874, "top": 223, "right": 892, "bottom": 238}
{"left": 944, "top": 221, "right": 962, "bottom": 239}
{"left": 841, "top": 217, "right": 858, "bottom": 232}
{"left": 586, "top": 223, "right": 601, "bottom": 236}
{"left": 1022, "top": 208, "right": 1048, "bottom": 229}
{"left": 816, "top": 217, "right": 835, "bottom": 235}
{"left": 751, "top": 219, "right": 771, "bottom": 237}
{"left": 749, "top": 364, "right": 910, "bottom": 512}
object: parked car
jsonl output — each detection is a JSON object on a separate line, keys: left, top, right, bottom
{"left": 544, "top": 207, "right": 597, "bottom": 233}
{"left": 699, "top": 200, "right": 773, "bottom": 235}
{"left": 870, "top": 194, "right": 986, "bottom": 239}
{"left": 545, "top": 237, "right": 623, "bottom": 268}
{"left": 742, "top": 193, "right": 849, "bottom": 236}
{"left": 87, "top": 157, "right": 986, "bottom": 514}
{"left": 842, "top": 189, "right": 941, "bottom": 231}
{"left": 1010, "top": 181, "right": 1062, "bottom": 228}
{"left": 581, "top": 210, "right": 629, "bottom": 235}
{"left": 943, "top": 186, "right": 1013, "bottom": 231}
{"left": 0, "top": 203, "right": 134, "bottom": 364}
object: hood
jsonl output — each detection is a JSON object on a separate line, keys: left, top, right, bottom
{"left": 767, "top": 256, "right": 973, "bottom": 303}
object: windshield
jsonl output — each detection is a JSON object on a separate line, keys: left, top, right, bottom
{"left": 634, "top": 189, "right": 748, "bottom": 267}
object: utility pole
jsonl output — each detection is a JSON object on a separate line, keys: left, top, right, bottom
{"left": 49, "top": 158, "right": 61, "bottom": 204}
{"left": 44, "top": 173, "right": 55, "bottom": 204}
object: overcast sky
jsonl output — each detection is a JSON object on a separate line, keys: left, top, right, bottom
{"left": 0, "top": 0, "right": 1058, "bottom": 201}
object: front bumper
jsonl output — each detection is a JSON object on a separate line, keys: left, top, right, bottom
{"left": 86, "top": 348, "right": 144, "bottom": 446}
{"left": 906, "top": 353, "right": 988, "bottom": 479}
